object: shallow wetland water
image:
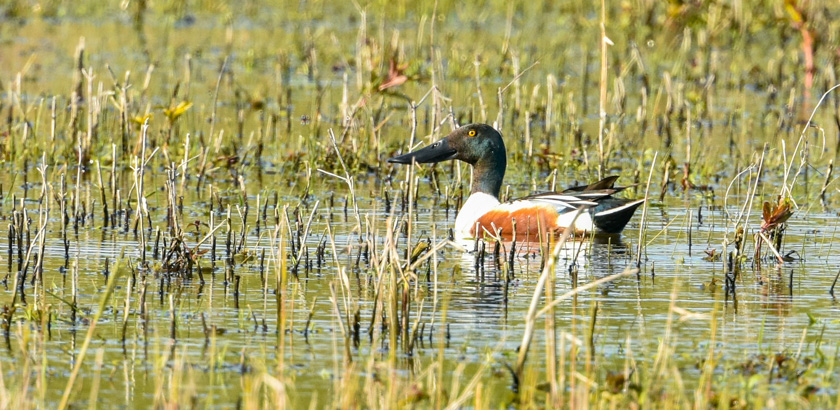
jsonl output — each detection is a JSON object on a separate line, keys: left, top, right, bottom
{"left": 1, "top": 1, "right": 840, "bottom": 408}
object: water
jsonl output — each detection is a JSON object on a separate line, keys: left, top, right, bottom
{"left": 2, "top": 2, "right": 840, "bottom": 407}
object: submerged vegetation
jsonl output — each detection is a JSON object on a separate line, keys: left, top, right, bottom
{"left": 1, "top": 0, "right": 840, "bottom": 408}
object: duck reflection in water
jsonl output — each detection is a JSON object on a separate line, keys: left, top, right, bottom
{"left": 445, "top": 235, "right": 632, "bottom": 322}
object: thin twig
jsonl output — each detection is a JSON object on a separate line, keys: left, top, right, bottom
{"left": 636, "top": 152, "right": 658, "bottom": 267}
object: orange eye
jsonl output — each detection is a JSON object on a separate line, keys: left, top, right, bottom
{"left": 468, "top": 130, "right": 476, "bottom": 137}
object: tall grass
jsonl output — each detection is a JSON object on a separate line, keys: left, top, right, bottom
{"left": 0, "top": 0, "right": 839, "bottom": 408}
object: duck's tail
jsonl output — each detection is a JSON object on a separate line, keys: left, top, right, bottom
{"left": 592, "top": 198, "right": 646, "bottom": 234}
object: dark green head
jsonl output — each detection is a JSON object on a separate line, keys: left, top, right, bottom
{"left": 388, "top": 124, "right": 507, "bottom": 197}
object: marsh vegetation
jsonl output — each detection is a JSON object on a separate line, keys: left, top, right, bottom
{"left": 1, "top": 0, "right": 840, "bottom": 408}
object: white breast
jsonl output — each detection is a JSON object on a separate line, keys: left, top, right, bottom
{"left": 454, "top": 192, "right": 500, "bottom": 236}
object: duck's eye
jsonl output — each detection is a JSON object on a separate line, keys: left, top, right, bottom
{"left": 468, "top": 130, "right": 476, "bottom": 137}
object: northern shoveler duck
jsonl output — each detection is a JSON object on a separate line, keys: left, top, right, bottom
{"left": 388, "top": 124, "right": 645, "bottom": 240}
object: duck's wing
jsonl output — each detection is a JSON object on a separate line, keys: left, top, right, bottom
{"left": 563, "top": 175, "right": 619, "bottom": 192}
{"left": 511, "top": 178, "right": 645, "bottom": 234}
{"left": 563, "top": 175, "right": 633, "bottom": 193}
{"left": 472, "top": 176, "right": 644, "bottom": 238}
{"left": 471, "top": 190, "right": 644, "bottom": 238}
{"left": 515, "top": 191, "right": 609, "bottom": 210}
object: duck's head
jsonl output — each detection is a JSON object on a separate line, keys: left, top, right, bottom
{"left": 388, "top": 124, "right": 505, "bottom": 166}
{"left": 388, "top": 124, "right": 507, "bottom": 196}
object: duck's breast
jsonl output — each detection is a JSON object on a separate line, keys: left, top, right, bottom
{"left": 454, "top": 192, "right": 501, "bottom": 235}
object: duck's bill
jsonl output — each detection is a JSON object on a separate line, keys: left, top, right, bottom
{"left": 388, "top": 138, "right": 457, "bottom": 164}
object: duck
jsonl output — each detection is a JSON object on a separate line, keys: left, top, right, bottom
{"left": 388, "top": 124, "right": 645, "bottom": 240}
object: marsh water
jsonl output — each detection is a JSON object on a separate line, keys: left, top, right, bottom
{"left": 2, "top": 2, "right": 840, "bottom": 408}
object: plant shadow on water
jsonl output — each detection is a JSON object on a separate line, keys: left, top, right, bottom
{"left": 1, "top": 0, "right": 840, "bottom": 408}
